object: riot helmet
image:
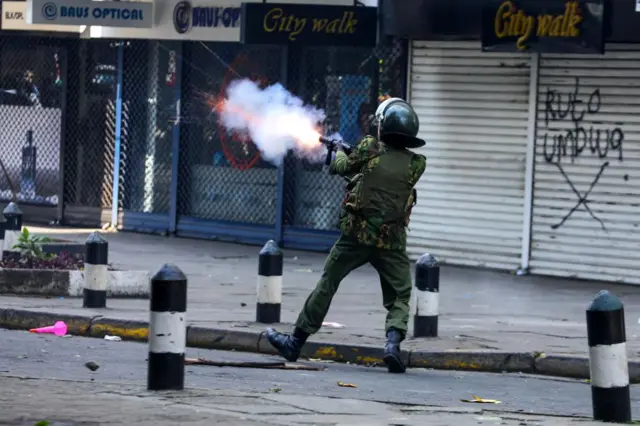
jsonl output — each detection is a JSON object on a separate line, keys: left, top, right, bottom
{"left": 374, "top": 98, "right": 425, "bottom": 148}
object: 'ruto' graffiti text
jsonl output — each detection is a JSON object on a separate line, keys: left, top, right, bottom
{"left": 543, "top": 77, "right": 624, "bottom": 164}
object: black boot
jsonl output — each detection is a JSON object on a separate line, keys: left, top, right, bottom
{"left": 383, "top": 328, "right": 406, "bottom": 373}
{"left": 265, "top": 327, "right": 309, "bottom": 362}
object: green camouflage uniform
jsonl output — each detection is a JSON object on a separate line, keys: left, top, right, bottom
{"left": 295, "top": 135, "right": 426, "bottom": 337}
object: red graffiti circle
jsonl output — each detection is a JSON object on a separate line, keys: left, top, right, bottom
{"left": 217, "top": 53, "right": 269, "bottom": 170}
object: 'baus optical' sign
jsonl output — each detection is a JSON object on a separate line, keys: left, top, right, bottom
{"left": 27, "top": 0, "right": 154, "bottom": 28}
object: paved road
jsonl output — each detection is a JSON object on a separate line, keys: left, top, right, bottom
{"left": 14, "top": 226, "right": 640, "bottom": 358}
{"left": 0, "top": 328, "right": 638, "bottom": 424}
{"left": 1, "top": 376, "right": 628, "bottom": 426}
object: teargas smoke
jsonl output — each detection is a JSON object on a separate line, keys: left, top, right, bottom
{"left": 218, "top": 78, "right": 343, "bottom": 165}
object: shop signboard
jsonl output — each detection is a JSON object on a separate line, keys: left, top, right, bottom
{"left": 91, "top": 0, "right": 257, "bottom": 40}
{"left": 1, "top": 0, "right": 83, "bottom": 31}
{"left": 240, "top": 2, "right": 378, "bottom": 46}
{"left": 482, "top": 0, "right": 605, "bottom": 53}
{"left": 88, "top": 0, "right": 357, "bottom": 41}
{"left": 27, "top": 0, "right": 154, "bottom": 28}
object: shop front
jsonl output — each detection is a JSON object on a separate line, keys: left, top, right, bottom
{"left": 0, "top": 0, "right": 153, "bottom": 226}
{"left": 382, "top": 0, "right": 640, "bottom": 284}
{"left": 88, "top": 0, "right": 407, "bottom": 251}
{"left": 0, "top": 0, "right": 84, "bottom": 224}
{"left": 1, "top": 0, "right": 405, "bottom": 252}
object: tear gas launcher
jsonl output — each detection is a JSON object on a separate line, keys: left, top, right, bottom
{"left": 319, "top": 136, "right": 353, "bottom": 166}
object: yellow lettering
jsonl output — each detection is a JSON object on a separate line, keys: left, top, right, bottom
{"left": 494, "top": 0, "right": 514, "bottom": 38}
{"left": 537, "top": 15, "right": 553, "bottom": 36}
{"left": 281, "top": 15, "right": 292, "bottom": 31}
{"left": 338, "top": 11, "right": 347, "bottom": 32}
{"left": 343, "top": 12, "right": 357, "bottom": 33}
{"left": 513, "top": 10, "right": 528, "bottom": 36}
{"left": 326, "top": 18, "right": 340, "bottom": 33}
{"left": 549, "top": 15, "right": 563, "bottom": 36}
{"left": 566, "top": 1, "right": 583, "bottom": 36}
{"left": 264, "top": 9, "right": 361, "bottom": 40}
{"left": 289, "top": 17, "right": 306, "bottom": 41}
{"left": 263, "top": 8, "right": 282, "bottom": 33}
{"left": 516, "top": 16, "right": 534, "bottom": 50}
{"left": 561, "top": 3, "right": 570, "bottom": 35}
{"left": 494, "top": 0, "right": 583, "bottom": 49}
{"left": 312, "top": 18, "right": 328, "bottom": 32}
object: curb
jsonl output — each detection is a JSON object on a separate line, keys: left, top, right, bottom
{"left": 534, "top": 353, "right": 640, "bottom": 383}
{"left": 0, "top": 307, "right": 638, "bottom": 382}
{"left": 68, "top": 270, "right": 150, "bottom": 298}
{"left": 0, "top": 269, "right": 150, "bottom": 298}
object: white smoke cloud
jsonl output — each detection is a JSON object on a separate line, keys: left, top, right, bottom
{"left": 218, "top": 79, "right": 341, "bottom": 166}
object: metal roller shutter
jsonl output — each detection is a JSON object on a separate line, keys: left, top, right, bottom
{"left": 530, "top": 44, "right": 640, "bottom": 284}
{"left": 406, "top": 41, "right": 531, "bottom": 270}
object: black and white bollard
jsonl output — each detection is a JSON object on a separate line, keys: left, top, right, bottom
{"left": 256, "top": 240, "right": 282, "bottom": 324}
{"left": 587, "top": 290, "right": 631, "bottom": 423}
{"left": 148, "top": 264, "right": 187, "bottom": 391}
{"left": 2, "top": 203, "right": 22, "bottom": 261}
{"left": 413, "top": 253, "right": 439, "bottom": 338}
{"left": 83, "top": 231, "right": 108, "bottom": 309}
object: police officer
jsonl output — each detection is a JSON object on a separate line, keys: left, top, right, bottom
{"left": 266, "top": 98, "right": 426, "bottom": 374}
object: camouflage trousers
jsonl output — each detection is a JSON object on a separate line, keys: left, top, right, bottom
{"left": 295, "top": 235, "right": 412, "bottom": 337}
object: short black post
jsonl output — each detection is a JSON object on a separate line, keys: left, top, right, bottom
{"left": 83, "top": 231, "right": 108, "bottom": 309}
{"left": 148, "top": 264, "right": 187, "bottom": 391}
{"left": 2, "top": 203, "right": 23, "bottom": 261}
{"left": 587, "top": 290, "right": 631, "bottom": 423}
{"left": 413, "top": 253, "right": 439, "bottom": 338}
{"left": 256, "top": 240, "right": 282, "bottom": 324}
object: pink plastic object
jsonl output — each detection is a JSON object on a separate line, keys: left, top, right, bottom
{"left": 29, "top": 321, "right": 67, "bottom": 336}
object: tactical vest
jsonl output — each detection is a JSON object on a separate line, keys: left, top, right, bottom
{"left": 348, "top": 147, "right": 416, "bottom": 224}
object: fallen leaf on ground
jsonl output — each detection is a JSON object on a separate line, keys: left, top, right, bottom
{"left": 460, "top": 395, "right": 501, "bottom": 404}
{"left": 337, "top": 381, "right": 357, "bottom": 388}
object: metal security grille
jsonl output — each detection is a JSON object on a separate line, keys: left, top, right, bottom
{"left": 0, "top": 37, "right": 67, "bottom": 209}
{"left": 530, "top": 45, "right": 640, "bottom": 284}
{"left": 63, "top": 39, "right": 118, "bottom": 225}
{"left": 120, "top": 40, "right": 175, "bottom": 216}
{"left": 282, "top": 39, "right": 408, "bottom": 232}
{"left": 178, "top": 41, "right": 284, "bottom": 225}
{"left": 406, "top": 41, "right": 531, "bottom": 270}
{"left": 0, "top": 35, "right": 121, "bottom": 226}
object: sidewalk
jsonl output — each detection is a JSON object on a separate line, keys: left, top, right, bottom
{"left": 1, "top": 225, "right": 639, "bottom": 377}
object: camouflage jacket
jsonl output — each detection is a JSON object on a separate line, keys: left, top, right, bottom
{"left": 329, "top": 135, "right": 426, "bottom": 250}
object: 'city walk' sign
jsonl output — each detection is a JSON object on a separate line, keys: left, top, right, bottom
{"left": 481, "top": 0, "right": 605, "bottom": 53}
{"left": 241, "top": 2, "right": 377, "bottom": 46}
{"left": 27, "top": 0, "right": 154, "bottom": 28}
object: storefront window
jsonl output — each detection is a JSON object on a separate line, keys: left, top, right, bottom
{"left": 63, "top": 40, "right": 118, "bottom": 210}
{"left": 178, "top": 42, "right": 284, "bottom": 224}
{"left": 0, "top": 39, "right": 66, "bottom": 206}
{"left": 121, "top": 40, "right": 176, "bottom": 215}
